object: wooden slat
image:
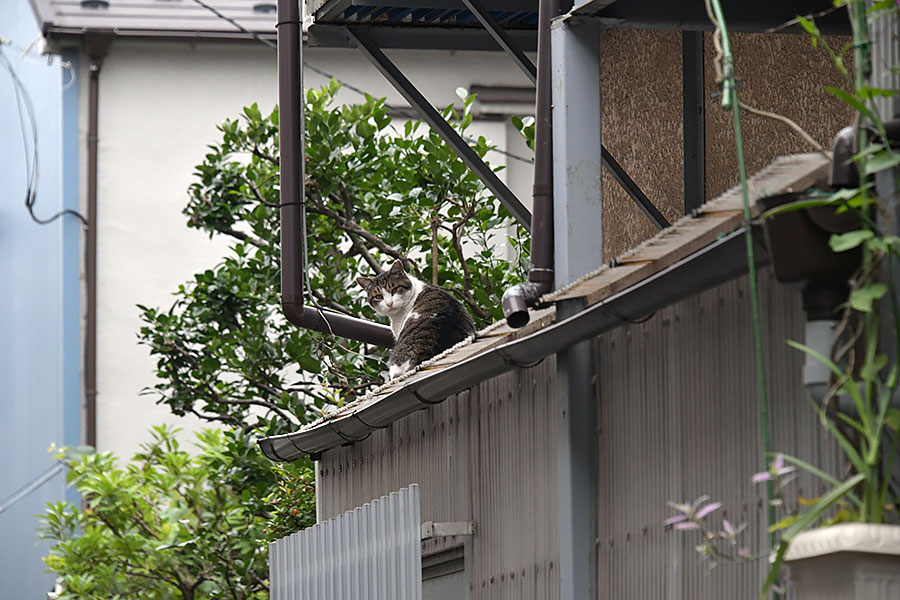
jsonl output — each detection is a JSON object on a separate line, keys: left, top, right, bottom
{"left": 543, "top": 153, "right": 830, "bottom": 305}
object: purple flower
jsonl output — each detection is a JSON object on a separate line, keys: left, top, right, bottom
{"left": 674, "top": 521, "right": 700, "bottom": 530}
{"left": 720, "top": 519, "right": 748, "bottom": 541}
{"left": 664, "top": 514, "right": 689, "bottom": 526}
{"left": 721, "top": 519, "right": 736, "bottom": 537}
{"left": 695, "top": 501, "right": 722, "bottom": 520}
{"left": 752, "top": 453, "right": 796, "bottom": 484}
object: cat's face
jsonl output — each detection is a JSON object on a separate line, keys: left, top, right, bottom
{"left": 356, "top": 260, "right": 415, "bottom": 317}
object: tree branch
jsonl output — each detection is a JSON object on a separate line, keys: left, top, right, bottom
{"left": 307, "top": 187, "right": 407, "bottom": 264}
{"left": 310, "top": 288, "right": 356, "bottom": 315}
{"left": 219, "top": 226, "right": 267, "bottom": 249}
{"left": 347, "top": 232, "right": 382, "bottom": 273}
{"left": 251, "top": 146, "right": 278, "bottom": 166}
{"left": 448, "top": 216, "right": 490, "bottom": 320}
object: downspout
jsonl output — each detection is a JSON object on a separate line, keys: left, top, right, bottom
{"left": 276, "top": 0, "right": 394, "bottom": 347}
{"left": 84, "top": 36, "right": 109, "bottom": 448}
{"left": 501, "top": 0, "right": 559, "bottom": 328}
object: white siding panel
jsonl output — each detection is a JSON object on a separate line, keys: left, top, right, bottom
{"left": 270, "top": 485, "right": 422, "bottom": 600}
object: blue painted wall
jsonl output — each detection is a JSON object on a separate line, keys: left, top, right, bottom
{"left": 0, "top": 1, "right": 81, "bottom": 597}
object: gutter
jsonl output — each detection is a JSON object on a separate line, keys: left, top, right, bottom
{"left": 259, "top": 226, "right": 770, "bottom": 461}
{"left": 84, "top": 34, "right": 110, "bottom": 448}
{"left": 276, "top": 0, "right": 394, "bottom": 347}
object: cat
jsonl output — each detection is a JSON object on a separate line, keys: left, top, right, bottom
{"left": 357, "top": 260, "right": 476, "bottom": 380}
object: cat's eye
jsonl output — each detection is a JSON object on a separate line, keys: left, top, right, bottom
{"left": 372, "top": 294, "right": 383, "bottom": 301}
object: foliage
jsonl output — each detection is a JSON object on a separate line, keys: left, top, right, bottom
{"left": 41, "top": 426, "right": 314, "bottom": 600}
{"left": 138, "top": 82, "right": 528, "bottom": 435}
{"left": 668, "top": 2, "right": 900, "bottom": 598}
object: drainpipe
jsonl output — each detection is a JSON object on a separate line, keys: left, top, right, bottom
{"left": 84, "top": 35, "right": 110, "bottom": 448}
{"left": 501, "top": 0, "right": 559, "bottom": 328}
{"left": 276, "top": 0, "right": 394, "bottom": 347}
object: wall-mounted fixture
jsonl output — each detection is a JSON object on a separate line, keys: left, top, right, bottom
{"left": 80, "top": 0, "right": 110, "bottom": 8}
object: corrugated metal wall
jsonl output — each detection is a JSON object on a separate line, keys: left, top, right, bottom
{"left": 271, "top": 485, "right": 422, "bottom": 600}
{"left": 598, "top": 268, "right": 842, "bottom": 599}
{"left": 319, "top": 360, "right": 560, "bottom": 599}
{"left": 318, "top": 267, "right": 842, "bottom": 599}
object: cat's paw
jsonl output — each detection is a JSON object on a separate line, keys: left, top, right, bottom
{"left": 388, "top": 361, "right": 412, "bottom": 380}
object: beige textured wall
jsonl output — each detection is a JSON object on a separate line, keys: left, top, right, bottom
{"left": 704, "top": 32, "right": 853, "bottom": 200}
{"left": 600, "top": 29, "right": 684, "bottom": 259}
{"left": 598, "top": 30, "right": 853, "bottom": 259}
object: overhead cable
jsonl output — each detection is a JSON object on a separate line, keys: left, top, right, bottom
{"left": 0, "top": 42, "right": 88, "bottom": 226}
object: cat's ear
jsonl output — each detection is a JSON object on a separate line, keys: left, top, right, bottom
{"left": 356, "top": 276, "right": 374, "bottom": 289}
{"left": 389, "top": 260, "right": 405, "bottom": 274}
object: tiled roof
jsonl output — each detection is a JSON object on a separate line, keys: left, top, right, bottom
{"left": 31, "top": 0, "right": 275, "bottom": 38}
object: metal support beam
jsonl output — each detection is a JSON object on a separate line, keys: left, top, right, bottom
{"left": 550, "top": 17, "right": 601, "bottom": 600}
{"left": 461, "top": 0, "right": 537, "bottom": 84}
{"left": 554, "top": 300, "right": 598, "bottom": 600}
{"left": 551, "top": 17, "right": 604, "bottom": 288}
{"left": 600, "top": 148, "right": 670, "bottom": 229}
{"left": 682, "top": 30, "right": 705, "bottom": 214}
{"left": 344, "top": 26, "right": 533, "bottom": 231}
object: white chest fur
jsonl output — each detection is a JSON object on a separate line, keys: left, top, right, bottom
{"left": 388, "top": 277, "right": 426, "bottom": 338}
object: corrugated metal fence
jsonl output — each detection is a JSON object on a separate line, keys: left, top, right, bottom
{"left": 597, "top": 269, "right": 842, "bottom": 599}
{"left": 270, "top": 484, "right": 423, "bottom": 600}
{"left": 319, "top": 360, "right": 560, "bottom": 600}
{"left": 315, "top": 268, "right": 842, "bottom": 599}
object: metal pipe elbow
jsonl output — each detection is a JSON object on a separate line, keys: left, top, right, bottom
{"left": 829, "top": 125, "right": 857, "bottom": 189}
{"left": 501, "top": 281, "right": 544, "bottom": 329}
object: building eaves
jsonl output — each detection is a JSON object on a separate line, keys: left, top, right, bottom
{"left": 258, "top": 152, "right": 831, "bottom": 462}
{"left": 29, "top": 0, "right": 276, "bottom": 43}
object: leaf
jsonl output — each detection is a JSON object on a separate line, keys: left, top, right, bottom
{"left": 850, "top": 283, "right": 888, "bottom": 313}
{"left": 783, "top": 473, "right": 866, "bottom": 541}
{"left": 864, "top": 149, "right": 900, "bottom": 175}
{"left": 768, "top": 514, "right": 800, "bottom": 533}
{"left": 860, "top": 86, "right": 900, "bottom": 99}
{"left": 297, "top": 354, "right": 322, "bottom": 374}
{"left": 886, "top": 407, "right": 900, "bottom": 431}
{"left": 860, "top": 353, "right": 889, "bottom": 383}
{"left": 779, "top": 454, "right": 862, "bottom": 509}
{"left": 829, "top": 229, "right": 873, "bottom": 252}
{"left": 455, "top": 87, "right": 468, "bottom": 101}
{"left": 796, "top": 15, "right": 821, "bottom": 39}
{"left": 826, "top": 86, "right": 879, "bottom": 124}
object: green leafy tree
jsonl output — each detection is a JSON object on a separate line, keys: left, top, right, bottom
{"left": 41, "top": 426, "right": 314, "bottom": 600}
{"left": 138, "top": 82, "right": 528, "bottom": 434}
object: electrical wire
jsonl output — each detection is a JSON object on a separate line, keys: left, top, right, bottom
{"left": 0, "top": 43, "right": 88, "bottom": 226}
{"left": 187, "top": 0, "right": 534, "bottom": 164}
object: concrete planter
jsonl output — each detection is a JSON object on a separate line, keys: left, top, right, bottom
{"left": 784, "top": 524, "right": 900, "bottom": 599}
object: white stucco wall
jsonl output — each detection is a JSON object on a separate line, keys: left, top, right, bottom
{"left": 93, "top": 39, "right": 534, "bottom": 459}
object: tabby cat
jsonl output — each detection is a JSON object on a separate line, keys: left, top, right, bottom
{"left": 357, "top": 260, "right": 475, "bottom": 379}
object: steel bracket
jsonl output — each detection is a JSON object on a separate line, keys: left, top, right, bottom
{"left": 420, "top": 521, "right": 476, "bottom": 540}
{"left": 344, "top": 26, "right": 533, "bottom": 231}
{"left": 461, "top": 0, "right": 537, "bottom": 84}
